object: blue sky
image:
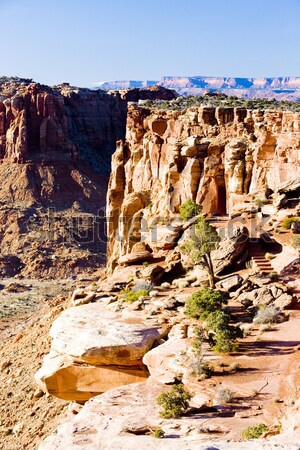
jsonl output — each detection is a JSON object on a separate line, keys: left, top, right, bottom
{"left": 0, "top": 0, "right": 299, "bottom": 86}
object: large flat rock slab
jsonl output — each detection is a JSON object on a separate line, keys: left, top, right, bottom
{"left": 50, "top": 303, "right": 166, "bottom": 366}
{"left": 39, "top": 378, "right": 300, "bottom": 450}
{"left": 35, "top": 303, "right": 167, "bottom": 401}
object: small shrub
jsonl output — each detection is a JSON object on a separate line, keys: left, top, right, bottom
{"left": 228, "top": 362, "right": 241, "bottom": 372}
{"left": 211, "top": 330, "right": 240, "bottom": 353}
{"left": 120, "top": 288, "right": 148, "bottom": 303}
{"left": 173, "top": 278, "right": 189, "bottom": 289}
{"left": 132, "top": 280, "right": 153, "bottom": 293}
{"left": 255, "top": 198, "right": 268, "bottom": 207}
{"left": 206, "top": 310, "right": 241, "bottom": 353}
{"left": 269, "top": 272, "right": 279, "bottom": 281}
{"left": 240, "top": 322, "right": 253, "bottom": 336}
{"left": 265, "top": 252, "right": 276, "bottom": 260}
{"left": 179, "top": 199, "right": 201, "bottom": 221}
{"left": 254, "top": 305, "right": 282, "bottom": 324}
{"left": 281, "top": 216, "right": 299, "bottom": 230}
{"left": 157, "top": 384, "right": 191, "bottom": 419}
{"left": 242, "top": 423, "right": 268, "bottom": 440}
{"left": 149, "top": 290, "right": 158, "bottom": 298}
{"left": 292, "top": 235, "right": 300, "bottom": 249}
{"left": 153, "top": 428, "right": 165, "bottom": 438}
{"left": 143, "top": 261, "right": 149, "bottom": 267}
{"left": 185, "top": 288, "right": 226, "bottom": 319}
{"left": 216, "top": 386, "right": 235, "bottom": 404}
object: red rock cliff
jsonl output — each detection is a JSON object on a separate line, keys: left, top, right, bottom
{"left": 106, "top": 104, "right": 300, "bottom": 269}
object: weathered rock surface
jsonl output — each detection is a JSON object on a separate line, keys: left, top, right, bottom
{"left": 212, "top": 226, "right": 249, "bottom": 274}
{"left": 215, "top": 274, "right": 243, "bottom": 292}
{"left": 35, "top": 351, "right": 148, "bottom": 403}
{"left": 235, "top": 280, "right": 297, "bottom": 310}
{"left": 35, "top": 303, "right": 167, "bottom": 401}
{"left": 39, "top": 378, "right": 300, "bottom": 450}
{"left": 70, "top": 288, "right": 96, "bottom": 306}
{"left": 107, "top": 103, "right": 300, "bottom": 270}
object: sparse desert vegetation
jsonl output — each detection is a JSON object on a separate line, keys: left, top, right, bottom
{"left": 157, "top": 384, "right": 192, "bottom": 419}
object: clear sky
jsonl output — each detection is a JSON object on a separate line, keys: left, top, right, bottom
{"left": 0, "top": 0, "right": 299, "bottom": 87}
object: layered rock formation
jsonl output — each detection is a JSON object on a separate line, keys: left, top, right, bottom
{"left": 0, "top": 79, "right": 175, "bottom": 171}
{"left": 106, "top": 104, "right": 300, "bottom": 269}
{"left": 0, "top": 79, "right": 175, "bottom": 277}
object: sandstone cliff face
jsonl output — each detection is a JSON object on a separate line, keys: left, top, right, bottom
{"left": 0, "top": 81, "right": 122, "bottom": 172}
{"left": 106, "top": 104, "right": 300, "bottom": 269}
{"left": 0, "top": 80, "right": 176, "bottom": 173}
{"left": 0, "top": 80, "right": 176, "bottom": 277}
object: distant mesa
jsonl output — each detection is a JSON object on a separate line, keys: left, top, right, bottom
{"left": 94, "top": 80, "right": 157, "bottom": 90}
{"left": 94, "top": 76, "right": 300, "bottom": 101}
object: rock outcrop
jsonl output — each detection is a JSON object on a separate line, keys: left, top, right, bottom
{"left": 39, "top": 378, "right": 300, "bottom": 450}
{"left": 35, "top": 303, "right": 167, "bottom": 402}
{"left": 106, "top": 104, "right": 300, "bottom": 270}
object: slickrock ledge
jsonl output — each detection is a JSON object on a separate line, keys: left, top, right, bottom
{"left": 35, "top": 303, "right": 167, "bottom": 402}
{"left": 38, "top": 378, "right": 300, "bottom": 450}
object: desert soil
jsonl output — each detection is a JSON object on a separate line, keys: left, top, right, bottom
{"left": 0, "top": 276, "right": 94, "bottom": 450}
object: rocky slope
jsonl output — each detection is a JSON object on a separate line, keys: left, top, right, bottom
{"left": 96, "top": 76, "right": 300, "bottom": 101}
{"left": 0, "top": 79, "right": 176, "bottom": 278}
{"left": 107, "top": 103, "right": 300, "bottom": 270}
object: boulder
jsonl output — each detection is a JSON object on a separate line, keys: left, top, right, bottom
{"left": 235, "top": 282, "right": 296, "bottom": 310}
{"left": 139, "top": 264, "right": 165, "bottom": 284}
{"left": 35, "top": 303, "right": 167, "bottom": 401}
{"left": 291, "top": 221, "right": 300, "bottom": 234}
{"left": 118, "top": 242, "right": 153, "bottom": 265}
{"left": 143, "top": 338, "right": 190, "bottom": 383}
{"left": 146, "top": 224, "right": 182, "bottom": 250}
{"left": 71, "top": 288, "right": 96, "bottom": 307}
{"left": 118, "top": 251, "right": 153, "bottom": 265}
{"left": 277, "top": 177, "right": 300, "bottom": 195}
{"left": 274, "top": 293, "right": 297, "bottom": 310}
{"left": 216, "top": 274, "right": 243, "bottom": 292}
{"left": 50, "top": 304, "right": 166, "bottom": 366}
{"left": 97, "top": 266, "right": 138, "bottom": 292}
{"left": 212, "top": 226, "right": 249, "bottom": 274}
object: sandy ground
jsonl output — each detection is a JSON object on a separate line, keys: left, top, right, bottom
{"left": 0, "top": 277, "right": 92, "bottom": 450}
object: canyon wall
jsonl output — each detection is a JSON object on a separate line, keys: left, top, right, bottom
{"left": 0, "top": 79, "right": 176, "bottom": 277}
{"left": 106, "top": 104, "right": 300, "bottom": 269}
{"left": 0, "top": 80, "right": 176, "bottom": 173}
